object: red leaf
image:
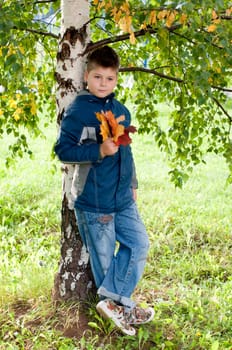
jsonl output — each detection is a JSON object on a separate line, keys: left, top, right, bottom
{"left": 115, "top": 125, "right": 137, "bottom": 146}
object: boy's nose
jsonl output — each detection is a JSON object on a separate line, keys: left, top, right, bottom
{"left": 100, "top": 78, "right": 106, "bottom": 86}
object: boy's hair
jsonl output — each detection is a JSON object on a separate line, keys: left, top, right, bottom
{"left": 86, "top": 46, "right": 120, "bottom": 72}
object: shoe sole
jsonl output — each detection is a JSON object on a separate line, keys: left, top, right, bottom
{"left": 96, "top": 301, "right": 136, "bottom": 336}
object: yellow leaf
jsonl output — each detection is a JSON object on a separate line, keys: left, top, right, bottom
{"left": 104, "top": 0, "right": 112, "bottom": 11}
{"left": 111, "top": 6, "right": 117, "bottom": 17}
{"left": 157, "top": 9, "right": 168, "bottom": 20}
{"left": 13, "top": 108, "right": 22, "bottom": 121}
{"left": 124, "top": 15, "right": 132, "bottom": 31}
{"left": 226, "top": 7, "right": 232, "bottom": 15}
{"left": 166, "top": 11, "right": 176, "bottom": 27}
{"left": 112, "top": 8, "right": 122, "bottom": 23}
{"left": 121, "top": 2, "right": 130, "bottom": 15}
{"left": 149, "top": 10, "right": 156, "bottom": 25}
{"left": 207, "top": 24, "right": 217, "bottom": 32}
{"left": 96, "top": 111, "right": 111, "bottom": 141}
{"left": 13, "top": 114, "right": 20, "bottom": 122}
{"left": 179, "top": 13, "right": 187, "bottom": 24}
{"left": 9, "top": 99, "right": 17, "bottom": 108}
{"left": 129, "top": 32, "right": 136, "bottom": 44}
{"left": 38, "top": 80, "right": 44, "bottom": 93}
{"left": 8, "top": 47, "right": 15, "bottom": 56}
{"left": 119, "top": 18, "right": 126, "bottom": 32}
{"left": 119, "top": 15, "right": 132, "bottom": 33}
{"left": 96, "top": 0, "right": 105, "bottom": 10}
{"left": 212, "top": 10, "right": 218, "bottom": 20}
{"left": 140, "top": 22, "right": 147, "bottom": 30}
{"left": 0, "top": 109, "right": 3, "bottom": 116}
{"left": 30, "top": 101, "right": 37, "bottom": 115}
{"left": 18, "top": 46, "right": 25, "bottom": 54}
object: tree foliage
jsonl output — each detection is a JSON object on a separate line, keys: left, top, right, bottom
{"left": 1, "top": 0, "right": 232, "bottom": 185}
{"left": 0, "top": 0, "right": 59, "bottom": 163}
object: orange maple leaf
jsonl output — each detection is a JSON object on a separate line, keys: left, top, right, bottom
{"left": 96, "top": 110, "right": 136, "bottom": 146}
{"left": 105, "top": 110, "right": 125, "bottom": 143}
{"left": 96, "top": 111, "right": 111, "bottom": 141}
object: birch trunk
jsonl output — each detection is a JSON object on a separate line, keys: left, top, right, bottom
{"left": 53, "top": 0, "right": 96, "bottom": 301}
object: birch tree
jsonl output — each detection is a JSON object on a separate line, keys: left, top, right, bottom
{"left": 52, "top": 0, "right": 96, "bottom": 301}
{"left": 1, "top": 0, "right": 232, "bottom": 301}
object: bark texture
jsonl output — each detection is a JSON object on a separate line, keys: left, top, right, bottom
{"left": 53, "top": 193, "right": 96, "bottom": 301}
{"left": 53, "top": 0, "right": 96, "bottom": 301}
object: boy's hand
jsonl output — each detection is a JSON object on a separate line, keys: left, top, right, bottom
{"left": 100, "top": 138, "right": 119, "bottom": 158}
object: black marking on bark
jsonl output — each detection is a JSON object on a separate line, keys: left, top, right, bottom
{"left": 62, "top": 25, "right": 88, "bottom": 47}
{"left": 55, "top": 72, "right": 77, "bottom": 94}
{"left": 57, "top": 42, "right": 71, "bottom": 61}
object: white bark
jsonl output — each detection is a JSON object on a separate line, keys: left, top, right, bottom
{"left": 53, "top": 0, "right": 95, "bottom": 301}
{"left": 56, "top": 0, "right": 90, "bottom": 209}
{"left": 57, "top": 0, "right": 90, "bottom": 112}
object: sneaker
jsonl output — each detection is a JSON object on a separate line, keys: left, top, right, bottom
{"left": 96, "top": 299, "right": 136, "bottom": 336}
{"left": 124, "top": 305, "right": 155, "bottom": 325}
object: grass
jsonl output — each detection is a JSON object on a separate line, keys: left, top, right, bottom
{"left": 0, "top": 114, "right": 232, "bottom": 349}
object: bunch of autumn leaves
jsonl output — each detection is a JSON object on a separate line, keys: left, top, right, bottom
{"left": 96, "top": 110, "right": 136, "bottom": 146}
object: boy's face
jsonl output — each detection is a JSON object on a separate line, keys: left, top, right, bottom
{"left": 84, "top": 65, "right": 118, "bottom": 98}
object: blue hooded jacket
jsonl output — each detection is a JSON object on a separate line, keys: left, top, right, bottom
{"left": 54, "top": 90, "right": 137, "bottom": 213}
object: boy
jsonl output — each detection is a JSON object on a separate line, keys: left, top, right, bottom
{"left": 55, "top": 46, "right": 154, "bottom": 336}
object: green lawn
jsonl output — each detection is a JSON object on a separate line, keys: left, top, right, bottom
{"left": 0, "top": 119, "right": 232, "bottom": 349}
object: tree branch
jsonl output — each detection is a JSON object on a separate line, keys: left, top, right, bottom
{"left": 34, "top": 0, "right": 58, "bottom": 3}
{"left": 119, "top": 66, "right": 184, "bottom": 83}
{"left": 13, "top": 26, "right": 59, "bottom": 39}
{"left": 218, "top": 14, "right": 232, "bottom": 20}
{"left": 212, "top": 85, "right": 232, "bottom": 93}
{"left": 213, "top": 97, "right": 232, "bottom": 123}
{"left": 81, "top": 24, "right": 182, "bottom": 55}
{"left": 119, "top": 67, "right": 232, "bottom": 96}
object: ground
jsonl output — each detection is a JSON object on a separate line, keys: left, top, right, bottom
{"left": 10, "top": 298, "right": 91, "bottom": 340}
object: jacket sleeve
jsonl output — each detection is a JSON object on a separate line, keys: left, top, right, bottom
{"left": 121, "top": 104, "right": 138, "bottom": 188}
{"left": 54, "top": 107, "right": 101, "bottom": 164}
{"left": 131, "top": 157, "right": 138, "bottom": 189}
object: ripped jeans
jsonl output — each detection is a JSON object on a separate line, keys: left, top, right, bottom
{"left": 75, "top": 203, "right": 149, "bottom": 310}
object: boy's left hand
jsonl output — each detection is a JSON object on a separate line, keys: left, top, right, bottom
{"left": 100, "top": 138, "right": 119, "bottom": 158}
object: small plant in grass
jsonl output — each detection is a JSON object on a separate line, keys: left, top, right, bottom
{"left": 88, "top": 311, "right": 116, "bottom": 335}
{"left": 85, "top": 298, "right": 117, "bottom": 336}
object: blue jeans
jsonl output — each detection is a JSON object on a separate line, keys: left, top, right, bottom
{"left": 75, "top": 203, "right": 149, "bottom": 310}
